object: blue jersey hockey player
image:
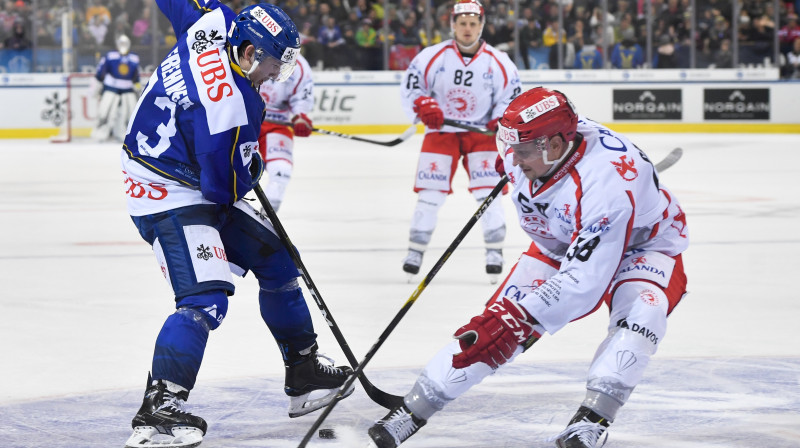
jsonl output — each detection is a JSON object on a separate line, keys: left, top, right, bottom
{"left": 121, "top": 2, "right": 353, "bottom": 447}
{"left": 91, "top": 34, "right": 140, "bottom": 142}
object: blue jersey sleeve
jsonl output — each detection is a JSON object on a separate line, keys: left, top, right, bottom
{"left": 156, "top": 0, "right": 227, "bottom": 37}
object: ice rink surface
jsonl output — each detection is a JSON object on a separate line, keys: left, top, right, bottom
{"left": 1, "top": 131, "right": 799, "bottom": 447}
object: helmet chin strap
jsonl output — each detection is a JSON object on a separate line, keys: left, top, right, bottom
{"left": 232, "top": 45, "right": 259, "bottom": 80}
{"left": 541, "top": 140, "right": 574, "bottom": 176}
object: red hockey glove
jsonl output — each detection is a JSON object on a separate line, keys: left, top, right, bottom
{"left": 413, "top": 96, "right": 444, "bottom": 130}
{"left": 291, "top": 113, "right": 313, "bottom": 137}
{"left": 495, "top": 154, "right": 505, "bottom": 176}
{"left": 487, "top": 117, "right": 500, "bottom": 132}
{"left": 452, "top": 297, "right": 536, "bottom": 369}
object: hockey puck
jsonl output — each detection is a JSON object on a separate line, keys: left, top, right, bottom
{"left": 318, "top": 428, "right": 336, "bottom": 439}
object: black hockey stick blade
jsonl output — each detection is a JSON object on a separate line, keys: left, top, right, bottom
{"left": 655, "top": 147, "right": 683, "bottom": 172}
{"left": 443, "top": 118, "right": 495, "bottom": 136}
{"left": 314, "top": 125, "right": 417, "bottom": 146}
{"left": 252, "top": 185, "right": 403, "bottom": 410}
{"left": 296, "top": 176, "right": 510, "bottom": 448}
{"left": 264, "top": 118, "right": 416, "bottom": 147}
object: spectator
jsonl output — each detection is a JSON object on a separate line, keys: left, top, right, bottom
{"left": 3, "top": 19, "right": 29, "bottom": 50}
{"left": 574, "top": 36, "right": 604, "bottom": 68}
{"left": 318, "top": 15, "right": 345, "bottom": 69}
{"left": 713, "top": 37, "right": 734, "bottom": 68}
{"left": 356, "top": 18, "right": 381, "bottom": 69}
{"left": 132, "top": 6, "right": 152, "bottom": 44}
{"left": 654, "top": 33, "right": 678, "bottom": 68}
{"left": 396, "top": 11, "right": 421, "bottom": 46}
{"left": 779, "top": 13, "right": 800, "bottom": 54}
{"left": 610, "top": 37, "right": 644, "bottom": 68}
{"left": 519, "top": 18, "right": 543, "bottom": 69}
{"left": 782, "top": 34, "right": 800, "bottom": 77}
{"left": 86, "top": 12, "right": 109, "bottom": 45}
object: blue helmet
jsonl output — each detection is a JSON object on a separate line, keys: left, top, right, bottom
{"left": 229, "top": 3, "right": 300, "bottom": 82}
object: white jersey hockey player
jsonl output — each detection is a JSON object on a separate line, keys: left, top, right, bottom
{"left": 368, "top": 87, "right": 689, "bottom": 448}
{"left": 257, "top": 53, "right": 314, "bottom": 212}
{"left": 399, "top": 0, "right": 521, "bottom": 281}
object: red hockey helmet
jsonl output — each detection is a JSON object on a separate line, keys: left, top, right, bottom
{"left": 451, "top": 0, "right": 485, "bottom": 23}
{"left": 496, "top": 87, "right": 578, "bottom": 147}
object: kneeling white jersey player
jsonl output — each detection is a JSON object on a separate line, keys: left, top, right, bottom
{"left": 399, "top": 0, "right": 521, "bottom": 281}
{"left": 368, "top": 87, "right": 689, "bottom": 448}
{"left": 258, "top": 53, "right": 314, "bottom": 212}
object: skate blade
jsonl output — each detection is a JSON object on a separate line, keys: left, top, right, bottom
{"left": 488, "top": 274, "right": 500, "bottom": 285}
{"left": 288, "top": 383, "right": 355, "bottom": 418}
{"left": 125, "top": 426, "right": 203, "bottom": 448}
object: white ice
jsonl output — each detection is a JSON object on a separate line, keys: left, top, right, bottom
{"left": 0, "top": 131, "right": 798, "bottom": 448}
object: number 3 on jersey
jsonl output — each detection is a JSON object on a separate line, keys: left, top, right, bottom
{"left": 566, "top": 236, "right": 600, "bottom": 262}
{"left": 136, "top": 96, "right": 177, "bottom": 158}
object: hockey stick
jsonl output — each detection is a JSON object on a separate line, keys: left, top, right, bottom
{"left": 252, "top": 185, "right": 404, "bottom": 410}
{"left": 443, "top": 118, "right": 495, "bottom": 136}
{"left": 297, "top": 176, "right": 510, "bottom": 448}
{"left": 654, "top": 147, "right": 683, "bottom": 172}
{"left": 264, "top": 119, "right": 416, "bottom": 147}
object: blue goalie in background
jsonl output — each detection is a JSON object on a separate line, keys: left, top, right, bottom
{"left": 120, "top": 1, "right": 353, "bottom": 447}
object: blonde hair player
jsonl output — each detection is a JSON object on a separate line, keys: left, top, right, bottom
{"left": 399, "top": 0, "right": 521, "bottom": 283}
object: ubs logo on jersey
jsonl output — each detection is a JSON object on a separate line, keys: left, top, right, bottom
{"left": 444, "top": 87, "right": 476, "bottom": 118}
{"left": 196, "top": 47, "right": 233, "bottom": 102}
{"left": 239, "top": 141, "right": 257, "bottom": 165}
{"left": 611, "top": 155, "right": 638, "bottom": 181}
{"left": 192, "top": 29, "right": 224, "bottom": 54}
{"left": 197, "top": 244, "right": 214, "bottom": 260}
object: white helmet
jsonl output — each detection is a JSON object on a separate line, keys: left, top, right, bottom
{"left": 116, "top": 34, "right": 131, "bottom": 55}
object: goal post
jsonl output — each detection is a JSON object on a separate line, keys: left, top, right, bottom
{"left": 49, "top": 73, "right": 96, "bottom": 143}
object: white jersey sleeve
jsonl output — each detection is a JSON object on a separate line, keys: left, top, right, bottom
{"left": 504, "top": 116, "right": 689, "bottom": 334}
{"left": 400, "top": 40, "right": 522, "bottom": 132}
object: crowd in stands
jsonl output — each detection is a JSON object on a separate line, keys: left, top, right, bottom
{"left": 1, "top": 0, "right": 800, "bottom": 77}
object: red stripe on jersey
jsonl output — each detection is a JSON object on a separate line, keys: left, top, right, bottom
{"left": 531, "top": 138, "right": 587, "bottom": 198}
{"left": 424, "top": 45, "right": 454, "bottom": 89}
{"left": 291, "top": 61, "right": 305, "bottom": 96}
{"left": 648, "top": 188, "right": 672, "bottom": 239}
{"left": 483, "top": 47, "right": 509, "bottom": 88}
{"left": 463, "top": 41, "right": 487, "bottom": 67}
{"left": 523, "top": 242, "right": 561, "bottom": 269}
{"left": 569, "top": 169, "right": 583, "bottom": 242}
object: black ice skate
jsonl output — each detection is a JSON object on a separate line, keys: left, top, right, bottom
{"left": 551, "top": 406, "right": 610, "bottom": 448}
{"left": 284, "top": 348, "right": 354, "bottom": 418}
{"left": 125, "top": 375, "right": 207, "bottom": 448}
{"left": 402, "top": 249, "right": 423, "bottom": 277}
{"left": 367, "top": 404, "right": 427, "bottom": 448}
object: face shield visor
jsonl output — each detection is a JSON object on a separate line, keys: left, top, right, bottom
{"left": 495, "top": 122, "right": 561, "bottom": 167}
{"left": 249, "top": 45, "right": 298, "bottom": 83}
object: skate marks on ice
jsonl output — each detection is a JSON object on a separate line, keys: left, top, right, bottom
{"left": 0, "top": 357, "right": 798, "bottom": 448}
